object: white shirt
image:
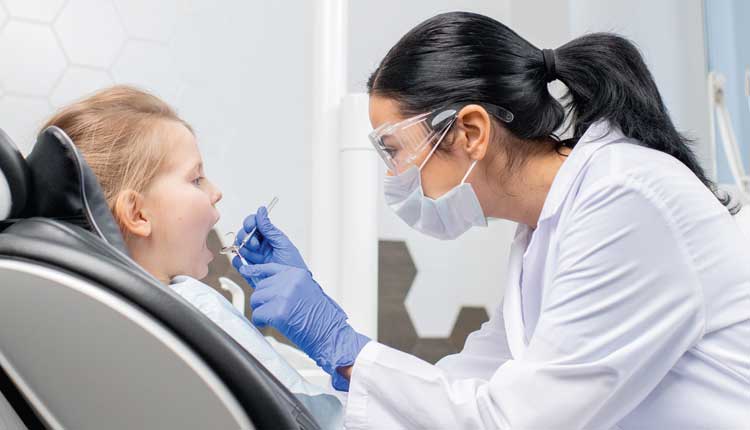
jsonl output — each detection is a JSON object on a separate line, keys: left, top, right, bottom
{"left": 344, "top": 121, "right": 750, "bottom": 430}
{"left": 169, "top": 275, "right": 345, "bottom": 429}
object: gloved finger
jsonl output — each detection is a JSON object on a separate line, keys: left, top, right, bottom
{"left": 259, "top": 239, "right": 272, "bottom": 256}
{"left": 249, "top": 286, "right": 276, "bottom": 310}
{"left": 239, "top": 262, "right": 290, "bottom": 281}
{"left": 255, "top": 207, "right": 290, "bottom": 246}
{"left": 232, "top": 256, "right": 259, "bottom": 288}
{"left": 238, "top": 246, "right": 267, "bottom": 265}
{"left": 232, "top": 254, "right": 242, "bottom": 270}
{"left": 235, "top": 227, "right": 263, "bottom": 251}
{"left": 241, "top": 213, "right": 257, "bottom": 234}
{"left": 250, "top": 302, "right": 278, "bottom": 328}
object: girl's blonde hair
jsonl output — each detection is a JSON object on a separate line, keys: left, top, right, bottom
{"left": 41, "top": 85, "right": 192, "bottom": 218}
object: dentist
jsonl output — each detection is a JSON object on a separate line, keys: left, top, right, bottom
{"left": 233, "top": 12, "right": 750, "bottom": 430}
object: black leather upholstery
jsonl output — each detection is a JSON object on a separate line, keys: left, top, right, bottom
{"left": 0, "top": 218, "right": 320, "bottom": 430}
{"left": 0, "top": 128, "right": 30, "bottom": 219}
{"left": 19, "top": 127, "right": 128, "bottom": 254}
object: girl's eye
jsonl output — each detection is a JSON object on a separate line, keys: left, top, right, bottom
{"left": 193, "top": 177, "right": 203, "bottom": 186}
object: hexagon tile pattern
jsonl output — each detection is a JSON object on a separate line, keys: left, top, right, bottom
{"left": 113, "top": 0, "right": 179, "bottom": 43}
{"left": 4, "top": 0, "right": 65, "bottom": 22}
{"left": 378, "top": 240, "right": 490, "bottom": 364}
{"left": 50, "top": 67, "right": 113, "bottom": 108}
{"left": 54, "top": 0, "right": 126, "bottom": 68}
{"left": 0, "top": 21, "right": 66, "bottom": 96}
{"left": 112, "top": 40, "right": 182, "bottom": 105}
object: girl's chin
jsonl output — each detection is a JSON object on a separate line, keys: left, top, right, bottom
{"left": 195, "top": 266, "right": 209, "bottom": 281}
{"left": 204, "top": 240, "right": 215, "bottom": 261}
{"left": 192, "top": 260, "right": 211, "bottom": 281}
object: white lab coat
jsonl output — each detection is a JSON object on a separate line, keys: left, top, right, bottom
{"left": 344, "top": 121, "right": 750, "bottom": 430}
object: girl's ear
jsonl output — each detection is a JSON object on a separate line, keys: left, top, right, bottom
{"left": 113, "top": 190, "right": 151, "bottom": 238}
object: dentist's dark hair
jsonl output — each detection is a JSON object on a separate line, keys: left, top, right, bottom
{"left": 367, "top": 11, "right": 737, "bottom": 214}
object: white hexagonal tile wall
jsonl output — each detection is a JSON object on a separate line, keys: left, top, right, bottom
{"left": 54, "top": 0, "right": 126, "bottom": 68}
{"left": 0, "top": 21, "right": 66, "bottom": 96}
{"left": 377, "top": 185, "right": 515, "bottom": 338}
{"left": 113, "top": 0, "right": 179, "bottom": 42}
{"left": 112, "top": 40, "right": 182, "bottom": 106}
{"left": 4, "top": 0, "right": 66, "bottom": 22}
{"left": 402, "top": 221, "right": 514, "bottom": 338}
{"left": 0, "top": 96, "right": 52, "bottom": 155}
{"left": 50, "top": 67, "right": 113, "bottom": 108}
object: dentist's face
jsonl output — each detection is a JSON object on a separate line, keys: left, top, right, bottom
{"left": 368, "top": 95, "right": 481, "bottom": 200}
{"left": 127, "top": 121, "right": 223, "bottom": 282}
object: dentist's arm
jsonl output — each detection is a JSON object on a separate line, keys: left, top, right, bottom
{"left": 238, "top": 263, "right": 370, "bottom": 390}
{"left": 232, "top": 210, "right": 370, "bottom": 390}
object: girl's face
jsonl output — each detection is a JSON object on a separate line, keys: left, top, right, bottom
{"left": 125, "top": 121, "right": 222, "bottom": 283}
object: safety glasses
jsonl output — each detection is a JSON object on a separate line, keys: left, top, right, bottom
{"left": 368, "top": 103, "right": 514, "bottom": 174}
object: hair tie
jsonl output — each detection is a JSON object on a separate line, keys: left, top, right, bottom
{"left": 542, "top": 49, "right": 557, "bottom": 83}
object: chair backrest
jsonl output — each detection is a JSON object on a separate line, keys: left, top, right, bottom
{"left": 0, "top": 389, "right": 27, "bottom": 430}
{"left": 0, "top": 129, "right": 29, "bottom": 223}
{"left": 0, "top": 128, "right": 320, "bottom": 429}
{"left": 0, "top": 255, "right": 254, "bottom": 430}
{"left": 19, "top": 126, "right": 128, "bottom": 253}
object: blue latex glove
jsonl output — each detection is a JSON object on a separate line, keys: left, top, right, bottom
{"left": 239, "top": 262, "right": 370, "bottom": 391}
{"left": 231, "top": 206, "right": 307, "bottom": 271}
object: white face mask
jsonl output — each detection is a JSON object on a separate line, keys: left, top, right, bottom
{"left": 383, "top": 145, "right": 487, "bottom": 240}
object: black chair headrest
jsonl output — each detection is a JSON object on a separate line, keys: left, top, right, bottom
{"left": 0, "top": 128, "right": 31, "bottom": 220}
{"left": 20, "top": 126, "right": 128, "bottom": 255}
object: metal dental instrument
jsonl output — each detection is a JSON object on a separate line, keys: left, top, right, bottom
{"left": 220, "top": 196, "right": 279, "bottom": 263}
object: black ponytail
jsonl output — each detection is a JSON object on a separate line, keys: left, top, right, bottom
{"left": 555, "top": 34, "right": 734, "bottom": 212}
{"left": 368, "top": 11, "right": 736, "bottom": 214}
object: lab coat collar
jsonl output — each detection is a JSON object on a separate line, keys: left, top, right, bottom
{"left": 537, "top": 121, "right": 626, "bottom": 224}
{"left": 503, "top": 223, "right": 532, "bottom": 358}
{"left": 504, "top": 121, "right": 626, "bottom": 358}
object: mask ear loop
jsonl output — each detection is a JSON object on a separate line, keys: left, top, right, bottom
{"left": 418, "top": 116, "right": 457, "bottom": 171}
{"left": 460, "top": 160, "right": 478, "bottom": 185}
{"left": 418, "top": 136, "right": 441, "bottom": 171}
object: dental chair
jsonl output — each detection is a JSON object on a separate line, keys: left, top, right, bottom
{"left": 0, "top": 127, "right": 320, "bottom": 430}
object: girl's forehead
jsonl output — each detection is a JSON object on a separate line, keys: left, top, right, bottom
{"left": 159, "top": 121, "right": 202, "bottom": 171}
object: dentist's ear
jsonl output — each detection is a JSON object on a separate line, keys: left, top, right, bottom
{"left": 113, "top": 189, "right": 151, "bottom": 238}
{"left": 452, "top": 104, "right": 492, "bottom": 162}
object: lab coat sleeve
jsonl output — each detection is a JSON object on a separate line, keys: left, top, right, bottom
{"left": 344, "top": 177, "right": 705, "bottom": 430}
{"left": 435, "top": 307, "right": 512, "bottom": 381}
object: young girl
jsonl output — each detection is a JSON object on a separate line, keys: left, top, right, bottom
{"left": 41, "top": 85, "right": 342, "bottom": 428}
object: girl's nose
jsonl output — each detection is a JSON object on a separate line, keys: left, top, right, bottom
{"left": 209, "top": 181, "right": 223, "bottom": 205}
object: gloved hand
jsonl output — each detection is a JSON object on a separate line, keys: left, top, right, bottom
{"left": 231, "top": 206, "right": 308, "bottom": 271}
{"left": 239, "top": 262, "right": 370, "bottom": 391}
